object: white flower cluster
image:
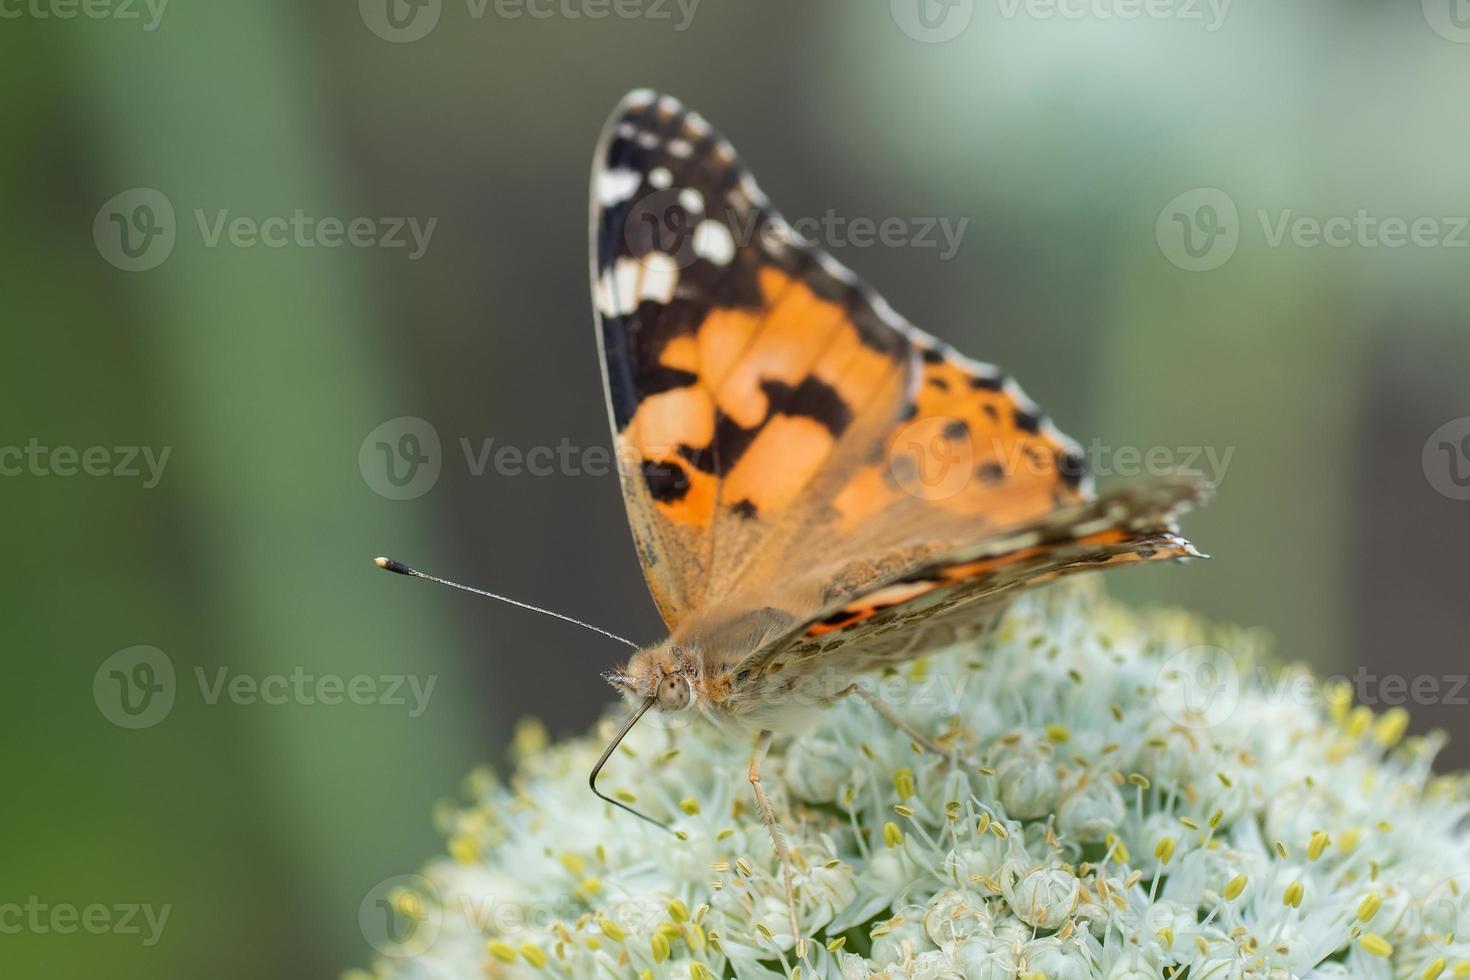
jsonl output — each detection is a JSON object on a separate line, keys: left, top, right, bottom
{"left": 348, "top": 585, "right": 1470, "bottom": 979}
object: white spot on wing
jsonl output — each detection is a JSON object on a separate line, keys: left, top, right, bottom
{"left": 649, "top": 167, "right": 673, "bottom": 189}
{"left": 598, "top": 256, "right": 679, "bottom": 316}
{"left": 667, "top": 138, "right": 693, "bottom": 158}
{"left": 597, "top": 168, "right": 641, "bottom": 208}
{"left": 679, "top": 188, "right": 704, "bottom": 214}
{"left": 693, "top": 220, "right": 736, "bottom": 266}
{"left": 638, "top": 252, "right": 680, "bottom": 303}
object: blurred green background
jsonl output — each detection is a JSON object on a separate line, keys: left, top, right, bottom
{"left": 3, "top": 0, "right": 1468, "bottom": 976}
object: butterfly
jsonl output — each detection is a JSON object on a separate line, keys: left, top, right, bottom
{"left": 584, "top": 89, "right": 1205, "bottom": 953}
{"left": 378, "top": 88, "right": 1205, "bottom": 960}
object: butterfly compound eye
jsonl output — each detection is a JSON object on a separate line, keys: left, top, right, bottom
{"left": 656, "top": 674, "right": 692, "bottom": 711}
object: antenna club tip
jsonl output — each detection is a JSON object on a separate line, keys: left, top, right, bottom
{"left": 374, "top": 556, "right": 411, "bottom": 574}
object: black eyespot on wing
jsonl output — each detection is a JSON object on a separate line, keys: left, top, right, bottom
{"left": 1013, "top": 408, "right": 1043, "bottom": 434}
{"left": 641, "top": 459, "right": 691, "bottom": 502}
{"left": 731, "top": 498, "right": 758, "bottom": 519}
{"left": 1057, "top": 448, "right": 1088, "bottom": 489}
{"left": 761, "top": 377, "right": 852, "bottom": 437}
{"left": 977, "top": 461, "right": 1005, "bottom": 485}
{"left": 969, "top": 372, "right": 1005, "bottom": 391}
{"left": 942, "top": 419, "right": 968, "bottom": 441}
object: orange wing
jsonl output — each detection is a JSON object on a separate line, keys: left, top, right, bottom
{"left": 589, "top": 91, "right": 1201, "bottom": 638}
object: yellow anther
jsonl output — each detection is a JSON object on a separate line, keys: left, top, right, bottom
{"left": 669, "top": 899, "right": 690, "bottom": 922}
{"left": 1128, "top": 774, "right": 1151, "bottom": 789}
{"left": 1346, "top": 705, "right": 1373, "bottom": 738}
{"left": 651, "top": 933, "right": 671, "bottom": 963}
{"left": 894, "top": 767, "right": 916, "bottom": 800}
{"left": 1374, "top": 708, "right": 1409, "bottom": 747}
{"left": 1425, "top": 957, "right": 1448, "bottom": 980}
{"left": 599, "top": 916, "right": 626, "bottom": 942}
{"left": 1046, "top": 723, "right": 1071, "bottom": 742}
{"left": 679, "top": 797, "right": 701, "bottom": 815}
{"left": 513, "top": 716, "right": 548, "bottom": 756}
{"left": 1282, "top": 881, "right": 1304, "bottom": 908}
{"left": 390, "top": 889, "right": 422, "bottom": 920}
{"left": 449, "top": 835, "right": 480, "bottom": 865}
{"left": 1357, "top": 893, "right": 1381, "bottom": 922}
{"left": 884, "top": 822, "right": 904, "bottom": 847}
{"left": 1157, "top": 927, "right": 1174, "bottom": 946}
{"left": 487, "top": 940, "right": 518, "bottom": 963}
{"left": 894, "top": 804, "right": 915, "bottom": 818}
{"left": 1307, "top": 832, "right": 1330, "bottom": 861}
{"left": 1223, "top": 874, "right": 1247, "bottom": 900}
{"left": 1324, "top": 678, "right": 1352, "bottom": 723}
{"left": 1155, "top": 837, "right": 1177, "bottom": 865}
{"left": 1106, "top": 832, "right": 1131, "bottom": 864}
{"left": 1359, "top": 933, "right": 1392, "bottom": 957}
{"left": 827, "top": 936, "right": 847, "bottom": 952}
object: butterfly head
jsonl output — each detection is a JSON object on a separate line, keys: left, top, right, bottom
{"left": 604, "top": 641, "right": 698, "bottom": 713}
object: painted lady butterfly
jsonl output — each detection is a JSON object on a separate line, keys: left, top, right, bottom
{"left": 585, "top": 90, "right": 1205, "bottom": 952}
{"left": 382, "top": 89, "right": 1207, "bottom": 960}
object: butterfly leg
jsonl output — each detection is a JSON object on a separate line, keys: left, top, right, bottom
{"left": 748, "top": 729, "right": 806, "bottom": 961}
{"left": 834, "top": 683, "right": 954, "bottom": 760}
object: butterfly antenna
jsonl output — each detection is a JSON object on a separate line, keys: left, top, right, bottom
{"left": 588, "top": 694, "right": 672, "bottom": 832}
{"left": 373, "top": 556, "right": 640, "bottom": 650}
